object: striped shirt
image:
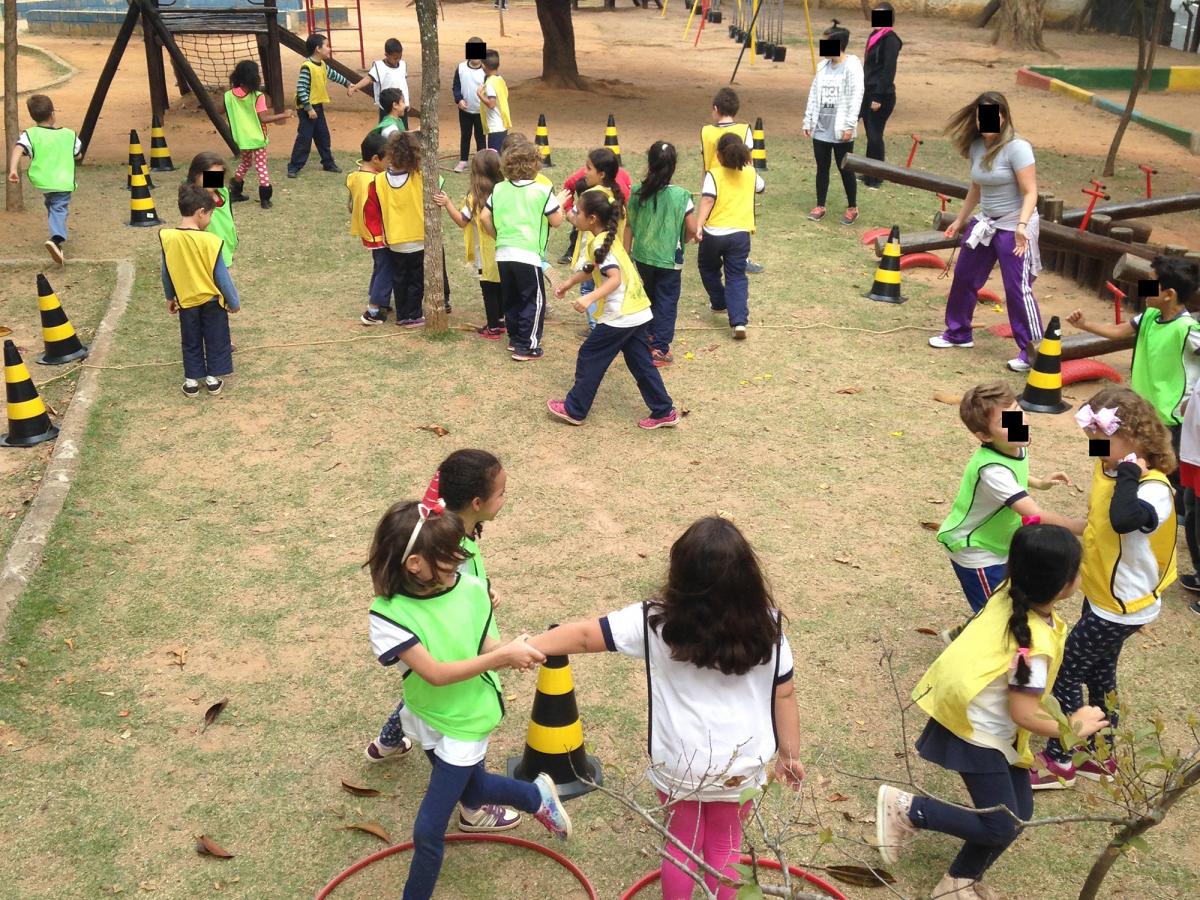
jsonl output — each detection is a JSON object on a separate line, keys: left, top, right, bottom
{"left": 297, "top": 59, "right": 350, "bottom": 109}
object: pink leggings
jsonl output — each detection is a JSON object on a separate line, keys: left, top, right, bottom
{"left": 234, "top": 148, "right": 270, "bottom": 188}
{"left": 658, "top": 792, "right": 749, "bottom": 900}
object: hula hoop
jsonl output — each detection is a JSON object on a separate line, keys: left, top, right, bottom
{"left": 316, "top": 833, "right": 598, "bottom": 899}
{"left": 620, "top": 855, "right": 848, "bottom": 900}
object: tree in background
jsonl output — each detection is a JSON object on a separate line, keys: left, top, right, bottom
{"left": 1103, "top": 0, "right": 1169, "bottom": 177}
{"left": 992, "top": 0, "right": 1048, "bottom": 50}
{"left": 535, "top": 0, "right": 586, "bottom": 89}
{"left": 4, "top": 0, "right": 24, "bottom": 212}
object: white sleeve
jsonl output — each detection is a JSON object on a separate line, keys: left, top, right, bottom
{"left": 368, "top": 61, "right": 382, "bottom": 84}
{"left": 399, "top": 62, "right": 410, "bottom": 104}
{"left": 743, "top": 125, "right": 754, "bottom": 150}
{"left": 73, "top": 136, "right": 82, "bottom": 156}
{"left": 1008, "top": 654, "right": 1049, "bottom": 690}
{"left": 369, "top": 614, "right": 418, "bottom": 665}
{"left": 701, "top": 172, "right": 717, "bottom": 197}
{"left": 460, "top": 204, "right": 473, "bottom": 221}
{"left": 777, "top": 632, "right": 794, "bottom": 682}
{"left": 755, "top": 174, "right": 765, "bottom": 193}
{"left": 601, "top": 602, "right": 647, "bottom": 659}
{"left": 1136, "top": 480, "right": 1175, "bottom": 531}
{"left": 16, "top": 131, "right": 31, "bottom": 156}
{"left": 380, "top": 124, "right": 397, "bottom": 139}
{"left": 978, "top": 463, "right": 1027, "bottom": 507}
{"left": 684, "top": 197, "right": 695, "bottom": 215}
{"left": 803, "top": 70, "right": 821, "bottom": 131}
{"left": 543, "top": 192, "right": 561, "bottom": 215}
{"left": 1187, "top": 326, "right": 1200, "bottom": 356}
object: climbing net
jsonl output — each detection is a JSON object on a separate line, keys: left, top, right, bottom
{"left": 175, "top": 33, "right": 261, "bottom": 93}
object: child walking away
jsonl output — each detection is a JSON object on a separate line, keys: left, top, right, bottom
{"left": 370, "top": 89, "right": 407, "bottom": 141}
{"left": 436, "top": 149, "right": 505, "bottom": 338}
{"left": 224, "top": 60, "right": 293, "bottom": 209}
{"left": 548, "top": 191, "right": 678, "bottom": 430}
{"left": 528, "top": 517, "right": 805, "bottom": 899}
{"left": 453, "top": 39, "right": 488, "bottom": 172}
{"left": 161, "top": 184, "right": 240, "bottom": 398}
{"left": 479, "top": 141, "right": 563, "bottom": 361}
{"left": 376, "top": 133, "right": 431, "bottom": 328}
{"left": 365, "top": 494, "right": 570, "bottom": 900}
{"left": 696, "top": 133, "right": 764, "bottom": 341}
{"left": 188, "top": 152, "right": 238, "bottom": 269}
{"left": 7, "top": 94, "right": 80, "bottom": 265}
{"left": 802, "top": 20, "right": 864, "bottom": 225}
{"left": 700, "top": 88, "right": 763, "bottom": 275}
{"left": 628, "top": 142, "right": 697, "bottom": 367}
{"left": 877, "top": 524, "right": 1109, "bottom": 900}
{"left": 349, "top": 132, "right": 392, "bottom": 325}
{"left": 350, "top": 38, "right": 411, "bottom": 126}
{"left": 478, "top": 50, "right": 511, "bottom": 153}
{"left": 288, "top": 33, "right": 352, "bottom": 178}
{"left": 1033, "top": 386, "right": 1177, "bottom": 789}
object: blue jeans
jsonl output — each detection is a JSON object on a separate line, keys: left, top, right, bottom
{"left": 485, "top": 130, "right": 507, "bottom": 153}
{"left": 44, "top": 191, "right": 71, "bottom": 241}
{"left": 178, "top": 299, "right": 232, "bottom": 380}
{"left": 368, "top": 248, "right": 396, "bottom": 309}
{"left": 950, "top": 560, "right": 1007, "bottom": 614}
{"left": 288, "top": 105, "right": 336, "bottom": 173}
{"left": 403, "top": 750, "right": 541, "bottom": 900}
{"left": 564, "top": 321, "right": 673, "bottom": 421}
{"left": 697, "top": 231, "right": 750, "bottom": 327}
{"left": 637, "top": 261, "right": 682, "bottom": 353}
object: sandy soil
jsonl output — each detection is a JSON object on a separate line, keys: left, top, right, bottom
{"left": 1092, "top": 88, "right": 1200, "bottom": 131}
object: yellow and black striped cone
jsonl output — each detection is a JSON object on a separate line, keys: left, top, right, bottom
{"left": 1019, "top": 316, "right": 1071, "bottom": 415}
{"left": 507, "top": 641, "right": 603, "bottom": 800}
{"left": 129, "top": 166, "right": 160, "bottom": 227}
{"left": 865, "top": 225, "right": 905, "bottom": 303}
{"left": 148, "top": 114, "right": 174, "bottom": 172}
{"left": 1, "top": 340, "right": 59, "bottom": 448}
{"left": 535, "top": 113, "right": 553, "bottom": 168}
{"left": 603, "top": 114, "right": 621, "bottom": 167}
{"left": 752, "top": 117, "right": 768, "bottom": 170}
{"left": 35, "top": 274, "right": 89, "bottom": 366}
{"left": 126, "top": 129, "right": 153, "bottom": 189}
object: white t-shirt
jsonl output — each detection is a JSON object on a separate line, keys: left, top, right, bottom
{"left": 368, "top": 58, "right": 409, "bottom": 108}
{"left": 574, "top": 251, "right": 653, "bottom": 328}
{"left": 965, "top": 653, "right": 1049, "bottom": 765}
{"left": 483, "top": 77, "right": 506, "bottom": 134}
{"left": 485, "top": 181, "right": 561, "bottom": 267}
{"left": 456, "top": 60, "right": 487, "bottom": 115}
{"left": 1087, "top": 474, "right": 1173, "bottom": 626}
{"left": 970, "top": 138, "right": 1036, "bottom": 219}
{"left": 602, "top": 601, "right": 794, "bottom": 801}
{"left": 701, "top": 170, "right": 765, "bottom": 237}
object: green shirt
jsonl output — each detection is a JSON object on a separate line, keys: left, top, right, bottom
{"left": 24, "top": 126, "right": 77, "bottom": 193}
{"left": 937, "top": 444, "right": 1029, "bottom": 559}
{"left": 205, "top": 188, "right": 238, "bottom": 268}
{"left": 1130, "top": 308, "right": 1200, "bottom": 426}
{"left": 628, "top": 183, "right": 692, "bottom": 270}
{"left": 224, "top": 90, "right": 267, "bottom": 151}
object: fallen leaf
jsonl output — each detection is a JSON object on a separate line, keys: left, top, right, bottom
{"left": 201, "top": 698, "right": 228, "bottom": 733}
{"left": 64, "top": 638, "right": 75, "bottom": 651}
{"left": 118, "top": 710, "right": 130, "bottom": 718}
{"left": 195, "top": 835, "right": 234, "bottom": 859}
{"left": 704, "top": 344, "right": 718, "bottom": 352}
{"left": 683, "top": 351, "right": 695, "bottom": 360}
{"left": 170, "top": 647, "right": 188, "bottom": 669}
{"left": 340, "top": 779, "right": 383, "bottom": 797}
{"left": 833, "top": 556, "right": 861, "bottom": 569}
{"left": 637, "top": 552, "right": 647, "bottom": 558}
{"left": 835, "top": 386, "right": 862, "bottom": 395}
{"left": 889, "top": 431, "right": 904, "bottom": 437}
{"left": 915, "top": 627, "right": 939, "bottom": 636}
{"left": 723, "top": 775, "right": 747, "bottom": 788}
{"left": 679, "top": 407, "right": 690, "bottom": 416}
{"left": 416, "top": 424, "right": 449, "bottom": 437}
{"left": 343, "top": 822, "right": 392, "bottom": 843}
{"left": 919, "top": 521, "right": 939, "bottom": 531}
{"left": 97, "top": 690, "right": 115, "bottom": 697}
{"left": 826, "top": 792, "right": 850, "bottom": 802}
{"left": 819, "top": 864, "right": 896, "bottom": 887}
{"left": 932, "top": 390, "right": 961, "bottom": 405}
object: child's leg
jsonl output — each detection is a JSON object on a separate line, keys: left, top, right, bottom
{"left": 457, "top": 760, "right": 541, "bottom": 813}
{"left": 402, "top": 752, "right": 479, "bottom": 900}
{"left": 949, "top": 560, "right": 1007, "bottom": 614}
{"left": 700, "top": 800, "right": 749, "bottom": 900}
{"left": 200, "top": 301, "right": 233, "bottom": 377}
{"left": 697, "top": 233, "right": 727, "bottom": 310}
{"left": 44, "top": 192, "right": 70, "bottom": 242}
{"left": 254, "top": 148, "right": 271, "bottom": 189}
{"left": 1046, "top": 600, "right": 1102, "bottom": 764}
{"left": 513, "top": 263, "right": 546, "bottom": 353}
{"left": 377, "top": 702, "right": 406, "bottom": 747}
{"left": 441, "top": 247, "right": 451, "bottom": 311}
{"left": 812, "top": 139, "right": 834, "bottom": 207}
{"left": 991, "top": 228, "right": 1043, "bottom": 364}
{"left": 1169, "top": 425, "right": 1184, "bottom": 515}
{"left": 481, "top": 280, "right": 503, "bottom": 330}
{"left": 722, "top": 232, "right": 751, "bottom": 328}
{"left": 313, "top": 105, "right": 336, "bottom": 169}
{"left": 234, "top": 151, "right": 252, "bottom": 182}
{"left": 390, "top": 250, "right": 413, "bottom": 320}
{"left": 646, "top": 264, "right": 681, "bottom": 354}
{"left": 472, "top": 114, "right": 485, "bottom": 153}
{"left": 657, "top": 793, "right": 705, "bottom": 900}
{"left": 288, "top": 113, "right": 316, "bottom": 174}
{"left": 178, "top": 305, "right": 206, "bottom": 382}
{"left": 564, "top": 325, "right": 627, "bottom": 420}
{"left": 369, "top": 248, "right": 395, "bottom": 311}
{"left": 403, "top": 249, "right": 426, "bottom": 320}
{"left": 486, "top": 130, "right": 507, "bottom": 153}
{"left": 940, "top": 228, "right": 998, "bottom": 345}
{"left": 1078, "top": 607, "right": 1142, "bottom": 737}
{"left": 458, "top": 107, "right": 475, "bottom": 163}
{"left": 499, "top": 262, "right": 520, "bottom": 343}
{"left": 832, "top": 140, "right": 857, "bottom": 208}
{"left": 1185, "top": 487, "right": 1200, "bottom": 572}
{"left": 619, "top": 323, "right": 674, "bottom": 419}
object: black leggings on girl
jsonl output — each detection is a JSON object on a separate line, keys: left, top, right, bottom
{"left": 812, "top": 138, "right": 857, "bottom": 208}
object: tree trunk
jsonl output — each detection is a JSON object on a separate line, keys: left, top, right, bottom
{"left": 415, "top": 0, "right": 447, "bottom": 333}
{"left": 992, "top": 0, "right": 1047, "bottom": 50}
{"left": 1102, "top": 0, "right": 1167, "bottom": 177}
{"left": 4, "top": 0, "right": 23, "bottom": 212}
{"left": 536, "top": 0, "right": 588, "bottom": 89}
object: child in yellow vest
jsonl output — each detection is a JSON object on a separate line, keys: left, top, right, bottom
{"left": 375, "top": 133, "right": 431, "bottom": 327}
{"left": 349, "top": 132, "right": 393, "bottom": 325}
{"left": 161, "top": 184, "right": 241, "bottom": 398}
{"left": 699, "top": 87, "right": 764, "bottom": 275}
{"left": 436, "top": 149, "right": 505, "bottom": 338}
{"left": 7, "top": 94, "right": 81, "bottom": 265}
{"left": 548, "top": 191, "right": 678, "bottom": 430}
{"left": 876, "top": 525, "right": 1109, "bottom": 900}
{"left": 1034, "top": 386, "right": 1177, "bottom": 788}
{"left": 696, "top": 133, "right": 764, "bottom": 341}
{"left": 477, "top": 50, "right": 511, "bottom": 153}
{"left": 224, "top": 60, "right": 294, "bottom": 208}
{"left": 287, "top": 33, "right": 353, "bottom": 178}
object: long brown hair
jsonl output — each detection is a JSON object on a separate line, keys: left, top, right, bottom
{"left": 366, "top": 501, "right": 469, "bottom": 596}
{"left": 467, "top": 150, "right": 503, "bottom": 215}
{"left": 945, "top": 91, "right": 1018, "bottom": 171}
{"left": 1083, "top": 386, "right": 1177, "bottom": 475}
{"left": 187, "top": 151, "right": 225, "bottom": 184}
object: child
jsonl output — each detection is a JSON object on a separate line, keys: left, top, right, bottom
{"left": 479, "top": 141, "right": 563, "bottom": 361}
{"left": 7, "top": 94, "right": 80, "bottom": 266}
{"left": 224, "top": 60, "right": 293, "bottom": 209}
{"left": 528, "top": 516, "right": 805, "bottom": 899}
{"left": 436, "top": 149, "right": 505, "bottom": 338}
{"left": 365, "top": 495, "right": 570, "bottom": 900}
{"left": 349, "top": 132, "right": 392, "bottom": 326}
{"left": 160, "top": 183, "right": 240, "bottom": 398}
{"left": 288, "top": 33, "right": 353, "bottom": 179}
{"left": 548, "top": 191, "right": 679, "bottom": 430}
{"left": 452, "top": 38, "right": 488, "bottom": 172}
{"left": 477, "top": 50, "right": 511, "bottom": 154}
{"left": 376, "top": 133, "right": 430, "bottom": 327}
{"left": 877, "top": 524, "right": 1109, "bottom": 900}
{"left": 696, "top": 133, "right": 764, "bottom": 341}
{"left": 628, "top": 141, "right": 697, "bottom": 367}
{"left": 561, "top": 148, "right": 632, "bottom": 332}
{"left": 1033, "top": 386, "right": 1177, "bottom": 788}
{"left": 350, "top": 38, "right": 411, "bottom": 127}
{"left": 699, "top": 88, "right": 763, "bottom": 275}
{"left": 802, "top": 20, "right": 864, "bottom": 224}
{"left": 188, "top": 152, "right": 238, "bottom": 269}
{"left": 370, "top": 89, "right": 407, "bottom": 141}
{"left": 1163, "top": 260, "right": 1200, "bottom": 607}
{"left": 937, "top": 382, "right": 1080, "bottom": 617}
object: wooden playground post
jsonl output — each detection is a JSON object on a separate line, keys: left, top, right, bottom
{"left": 264, "top": 0, "right": 286, "bottom": 113}
{"left": 78, "top": 1, "right": 142, "bottom": 159}
{"left": 142, "top": 1, "right": 170, "bottom": 123}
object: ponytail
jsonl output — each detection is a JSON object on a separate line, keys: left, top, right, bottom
{"left": 593, "top": 199, "right": 622, "bottom": 268}
{"left": 636, "top": 141, "right": 677, "bottom": 212}
{"left": 577, "top": 190, "right": 620, "bottom": 273}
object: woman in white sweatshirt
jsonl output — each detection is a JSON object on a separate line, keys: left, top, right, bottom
{"left": 803, "top": 21, "right": 864, "bottom": 225}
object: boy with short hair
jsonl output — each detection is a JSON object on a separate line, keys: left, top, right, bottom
{"left": 478, "top": 50, "right": 511, "bottom": 154}
{"left": 161, "top": 183, "right": 240, "bottom": 398}
{"left": 288, "top": 33, "right": 353, "bottom": 178}
{"left": 350, "top": 38, "right": 412, "bottom": 127}
{"left": 698, "top": 87, "right": 763, "bottom": 275}
{"left": 370, "top": 89, "right": 407, "bottom": 141}
{"left": 349, "top": 131, "right": 393, "bottom": 325}
{"left": 7, "top": 94, "right": 81, "bottom": 266}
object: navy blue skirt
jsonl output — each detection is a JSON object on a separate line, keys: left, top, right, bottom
{"left": 916, "top": 718, "right": 1015, "bottom": 775}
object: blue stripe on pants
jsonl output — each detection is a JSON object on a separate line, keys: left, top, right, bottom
{"left": 564, "top": 321, "right": 673, "bottom": 421}
{"left": 178, "top": 299, "right": 232, "bottom": 380}
{"left": 697, "top": 230, "right": 750, "bottom": 328}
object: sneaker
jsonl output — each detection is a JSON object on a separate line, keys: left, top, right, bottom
{"left": 532, "top": 773, "right": 572, "bottom": 841}
{"left": 556, "top": 254, "right": 572, "bottom": 266}
{"left": 939, "top": 622, "right": 967, "bottom": 646}
{"left": 651, "top": 349, "right": 673, "bottom": 367}
{"left": 453, "top": 161, "right": 469, "bottom": 173}
{"left": 364, "top": 735, "right": 413, "bottom": 763}
{"left": 928, "top": 334, "right": 975, "bottom": 349}
{"left": 322, "top": 163, "right": 343, "bottom": 174}
{"left": 807, "top": 206, "right": 827, "bottom": 221}
{"left": 1077, "top": 757, "right": 1118, "bottom": 782}
{"left": 44, "top": 239, "right": 64, "bottom": 266}
{"left": 512, "top": 348, "right": 544, "bottom": 361}
{"left": 1179, "top": 573, "right": 1200, "bottom": 593}
{"left": 477, "top": 325, "right": 505, "bottom": 340}
{"left": 1006, "top": 358, "right": 1032, "bottom": 373}
{"left": 864, "top": 182, "right": 882, "bottom": 191}
{"left": 841, "top": 207, "right": 860, "bottom": 225}
{"left": 638, "top": 409, "right": 679, "bottom": 430}
{"left": 733, "top": 325, "right": 747, "bottom": 340}
{"left": 204, "top": 377, "right": 223, "bottom": 396}
{"left": 875, "top": 784, "right": 917, "bottom": 865}
{"left": 506, "top": 344, "right": 515, "bottom": 352}
{"left": 710, "top": 305, "right": 727, "bottom": 314}
{"left": 1190, "top": 597, "right": 1200, "bottom": 616}
{"left": 402, "top": 317, "right": 426, "bottom": 328}
{"left": 547, "top": 398, "right": 583, "bottom": 425}
{"left": 746, "top": 260, "right": 765, "bottom": 274}
{"left": 458, "top": 804, "right": 521, "bottom": 833}
{"left": 929, "top": 874, "right": 982, "bottom": 900}
{"left": 182, "top": 379, "right": 200, "bottom": 398}
{"left": 1030, "top": 751, "right": 1077, "bottom": 790}
{"left": 287, "top": 170, "right": 299, "bottom": 179}
{"left": 361, "top": 308, "right": 388, "bottom": 326}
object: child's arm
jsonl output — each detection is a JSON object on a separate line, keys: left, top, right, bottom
{"left": 1109, "top": 459, "right": 1167, "bottom": 534}
{"left": 622, "top": 221, "right": 633, "bottom": 253}
{"left": 437, "top": 192, "right": 468, "bottom": 228}
{"left": 349, "top": 72, "right": 373, "bottom": 92}
{"left": 161, "top": 254, "right": 178, "bottom": 314}
{"left": 478, "top": 83, "right": 498, "bottom": 109}
{"left": 694, "top": 195, "right": 715, "bottom": 240}
{"left": 577, "top": 266, "right": 621, "bottom": 311}
{"left": 397, "top": 635, "right": 545, "bottom": 687}
{"left": 1066, "top": 308, "right": 1135, "bottom": 341}
{"left": 772, "top": 678, "right": 806, "bottom": 790}
{"left": 213, "top": 256, "right": 241, "bottom": 312}
{"left": 1028, "top": 472, "right": 1072, "bottom": 491}
{"left": 1009, "top": 690, "right": 1109, "bottom": 740}
{"left": 527, "top": 619, "right": 609, "bottom": 656}
{"left": 683, "top": 209, "right": 698, "bottom": 244}
{"left": 553, "top": 270, "right": 589, "bottom": 300}
{"left": 8, "top": 143, "right": 25, "bottom": 182}
{"left": 1010, "top": 495, "right": 1085, "bottom": 535}
{"left": 478, "top": 205, "right": 496, "bottom": 238}
{"left": 259, "top": 109, "right": 295, "bottom": 125}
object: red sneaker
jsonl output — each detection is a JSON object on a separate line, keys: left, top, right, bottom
{"left": 546, "top": 399, "right": 583, "bottom": 425}
{"left": 638, "top": 409, "right": 679, "bottom": 430}
{"left": 1030, "top": 751, "right": 1077, "bottom": 790}
{"left": 1076, "top": 757, "right": 1118, "bottom": 782}
{"left": 477, "top": 326, "right": 505, "bottom": 340}
{"left": 651, "top": 349, "right": 673, "bottom": 367}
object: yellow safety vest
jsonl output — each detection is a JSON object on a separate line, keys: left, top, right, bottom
{"left": 701, "top": 122, "right": 749, "bottom": 174}
{"left": 159, "top": 228, "right": 226, "bottom": 310}
{"left": 300, "top": 58, "right": 331, "bottom": 107}
{"left": 463, "top": 196, "right": 499, "bottom": 283}
{"left": 376, "top": 169, "right": 426, "bottom": 247}
{"left": 481, "top": 75, "right": 511, "bottom": 134}
{"left": 570, "top": 185, "right": 628, "bottom": 269}
{"left": 346, "top": 168, "right": 382, "bottom": 242}
{"left": 706, "top": 165, "right": 757, "bottom": 233}
{"left": 591, "top": 231, "right": 651, "bottom": 320}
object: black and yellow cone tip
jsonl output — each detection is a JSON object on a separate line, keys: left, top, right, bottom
{"left": 1, "top": 339, "right": 59, "bottom": 448}
{"left": 149, "top": 114, "right": 175, "bottom": 172}
{"left": 535, "top": 113, "right": 553, "bottom": 167}
{"left": 129, "top": 166, "right": 160, "bottom": 228}
{"left": 752, "top": 116, "right": 767, "bottom": 170}
{"left": 865, "top": 225, "right": 905, "bottom": 304}
{"left": 1019, "top": 316, "right": 1071, "bottom": 415}
{"left": 35, "top": 274, "right": 89, "bottom": 366}
{"left": 127, "top": 128, "right": 153, "bottom": 188}
{"left": 604, "top": 114, "right": 620, "bottom": 165}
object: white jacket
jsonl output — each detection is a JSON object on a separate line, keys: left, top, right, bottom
{"left": 803, "top": 55, "right": 865, "bottom": 140}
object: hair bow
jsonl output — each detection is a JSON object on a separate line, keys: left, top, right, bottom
{"left": 1074, "top": 404, "right": 1121, "bottom": 436}
{"left": 1009, "top": 647, "right": 1031, "bottom": 671}
{"left": 403, "top": 471, "right": 446, "bottom": 560}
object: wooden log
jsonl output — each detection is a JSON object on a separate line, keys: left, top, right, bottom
{"left": 1060, "top": 193, "right": 1200, "bottom": 227}
{"left": 1060, "top": 332, "right": 1135, "bottom": 361}
{"left": 78, "top": 0, "right": 141, "bottom": 159}
{"left": 1164, "top": 244, "right": 1188, "bottom": 257}
{"left": 143, "top": 15, "right": 169, "bottom": 122}
{"left": 1039, "top": 195, "right": 1060, "bottom": 271}
{"left": 1122, "top": 218, "right": 1154, "bottom": 243}
{"left": 932, "top": 211, "right": 1163, "bottom": 261}
{"left": 265, "top": 0, "right": 285, "bottom": 113}
{"left": 874, "top": 230, "right": 958, "bottom": 258}
{"left": 1106, "top": 227, "right": 1136, "bottom": 305}
{"left": 1083, "top": 214, "right": 1112, "bottom": 291}
{"left": 840, "top": 154, "right": 971, "bottom": 199}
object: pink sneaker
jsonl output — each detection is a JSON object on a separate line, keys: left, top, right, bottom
{"left": 638, "top": 409, "right": 679, "bottom": 430}
{"left": 546, "top": 399, "right": 583, "bottom": 425}
{"left": 1030, "top": 751, "right": 1077, "bottom": 790}
{"left": 1077, "top": 757, "right": 1118, "bottom": 782}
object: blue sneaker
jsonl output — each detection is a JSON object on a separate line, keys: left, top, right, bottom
{"left": 532, "top": 773, "right": 572, "bottom": 841}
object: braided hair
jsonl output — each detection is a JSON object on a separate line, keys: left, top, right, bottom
{"left": 578, "top": 190, "right": 621, "bottom": 274}
{"left": 1005, "top": 524, "right": 1081, "bottom": 685}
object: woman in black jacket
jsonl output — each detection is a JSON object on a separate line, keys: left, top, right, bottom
{"left": 860, "top": 3, "right": 902, "bottom": 189}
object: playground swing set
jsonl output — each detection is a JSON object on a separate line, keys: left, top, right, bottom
{"left": 677, "top": 0, "right": 817, "bottom": 76}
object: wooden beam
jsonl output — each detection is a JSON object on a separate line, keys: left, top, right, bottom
{"left": 264, "top": 0, "right": 285, "bottom": 113}
{"left": 143, "top": 11, "right": 169, "bottom": 123}
{"left": 931, "top": 211, "right": 1163, "bottom": 262}
{"left": 78, "top": 0, "right": 141, "bottom": 159}
{"left": 1059, "top": 332, "right": 1135, "bottom": 361}
{"left": 1060, "top": 193, "right": 1200, "bottom": 227}
{"left": 840, "top": 154, "right": 970, "bottom": 199}
{"left": 874, "top": 230, "right": 958, "bottom": 258}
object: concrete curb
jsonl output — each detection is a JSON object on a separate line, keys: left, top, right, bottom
{"left": 0, "top": 41, "right": 79, "bottom": 99}
{"left": 0, "top": 258, "right": 134, "bottom": 640}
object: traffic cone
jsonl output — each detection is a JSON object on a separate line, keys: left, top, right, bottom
{"left": 1, "top": 340, "right": 59, "bottom": 448}
{"left": 535, "top": 113, "right": 553, "bottom": 168}
{"left": 148, "top": 114, "right": 175, "bottom": 172}
{"left": 507, "top": 638, "right": 603, "bottom": 800}
{"left": 126, "top": 129, "right": 153, "bottom": 189}
{"left": 129, "top": 166, "right": 160, "bottom": 227}
{"left": 603, "top": 114, "right": 621, "bottom": 167}
{"left": 1018, "top": 316, "right": 1071, "bottom": 415}
{"left": 35, "top": 274, "right": 89, "bottom": 366}
{"left": 865, "top": 225, "right": 905, "bottom": 304}
{"left": 752, "top": 117, "right": 767, "bottom": 171}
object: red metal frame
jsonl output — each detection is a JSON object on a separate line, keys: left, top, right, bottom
{"left": 304, "top": 0, "right": 365, "bottom": 69}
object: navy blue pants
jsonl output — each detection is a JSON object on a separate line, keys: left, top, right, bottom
{"left": 288, "top": 104, "right": 336, "bottom": 174}
{"left": 390, "top": 249, "right": 425, "bottom": 322}
{"left": 486, "top": 129, "right": 507, "bottom": 153}
{"left": 697, "top": 231, "right": 750, "bottom": 328}
{"left": 565, "top": 321, "right": 673, "bottom": 421}
{"left": 637, "top": 261, "right": 682, "bottom": 354}
{"left": 369, "top": 248, "right": 396, "bottom": 309}
{"left": 403, "top": 750, "right": 541, "bottom": 900}
{"left": 499, "top": 261, "right": 546, "bottom": 355}
{"left": 178, "top": 299, "right": 232, "bottom": 380}
{"left": 950, "top": 560, "right": 1007, "bottom": 614}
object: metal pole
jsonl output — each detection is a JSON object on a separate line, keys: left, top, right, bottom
{"left": 729, "top": 0, "right": 767, "bottom": 82}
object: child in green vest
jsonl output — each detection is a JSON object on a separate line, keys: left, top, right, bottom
{"left": 7, "top": 94, "right": 81, "bottom": 266}
{"left": 224, "top": 60, "right": 294, "bottom": 209}
{"left": 370, "top": 88, "right": 407, "bottom": 141}
{"left": 365, "top": 487, "right": 570, "bottom": 900}
{"left": 187, "top": 152, "right": 238, "bottom": 269}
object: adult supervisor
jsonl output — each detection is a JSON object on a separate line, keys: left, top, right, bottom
{"left": 859, "top": 2, "right": 902, "bottom": 190}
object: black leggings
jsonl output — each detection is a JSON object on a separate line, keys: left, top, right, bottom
{"left": 813, "top": 138, "right": 857, "bottom": 208}
{"left": 458, "top": 107, "right": 484, "bottom": 162}
{"left": 860, "top": 94, "right": 896, "bottom": 186}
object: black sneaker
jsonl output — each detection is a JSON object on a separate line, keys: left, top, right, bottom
{"left": 1190, "top": 597, "right": 1200, "bottom": 616}
{"left": 287, "top": 170, "right": 300, "bottom": 179}
{"left": 182, "top": 379, "right": 200, "bottom": 398}
{"left": 361, "top": 308, "right": 388, "bottom": 326}
{"left": 205, "top": 377, "right": 223, "bottom": 396}
{"left": 556, "top": 255, "right": 572, "bottom": 266}
{"left": 1180, "top": 573, "right": 1200, "bottom": 593}
{"left": 323, "top": 163, "right": 344, "bottom": 174}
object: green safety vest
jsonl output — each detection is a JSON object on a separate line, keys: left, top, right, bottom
{"left": 205, "top": 188, "right": 238, "bottom": 268}
{"left": 372, "top": 115, "right": 407, "bottom": 136}
{"left": 25, "top": 126, "right": 77, "bottom": 193}
{"left": 369, "top": 574, "right": 503, "bottom": 741}
{"left": 490, "top": 181, "right": 552, "bottom": 257}
{"left": 224, "top": 90, "right": 267, "bottom": 151}
{"left": 628, "top": 183, "right": 691, "bottom": 270}
{"left": 1130, "top": 307, "right": 1199, "bottom": 426}
{"left": 460, "top": 535, "right": 486, "bottom": 581}
{"left": 937, "top": 445, "right": 1028, "bottom": 557}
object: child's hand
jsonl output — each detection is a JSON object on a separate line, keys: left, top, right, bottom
{"left": 488, "top": 586, "right": 502, "bottom": 610}
{"left": 1040, "top": 472, "right": 1071, "bottom": 489}
{"left": 773, "top": 756, "right": 806, "bottom": 791}
{"left": 433, "top": 190, "right": 449, "bottom": 208}
{"left": 1067, "top": 308, "right": 1085, "bottom": 328}
{"left": 346, "top": 84, "right": 356, "bottom": 97}
{"left": 6, "top": 171, "right": 17, "bottom": 184}
{"left": 307, "top": 108, "right": 317, "bottom": 120}
{"left": 554, "top": 282, "right": 569, "bottom": 301}
{"left": 803, "top": 129, "right": 812, "bottom": 138}
{"left": 555, "top": 188, "right": 572, "bottom": 209}
{"left": 166, "top": 299, "right": 178, "bottom": 315}
{"left": 572, "top": 298, "right": 589, "bottom": 314}
{"left": 497, "top": 635, "right": 545, "bottom": 671}
{"left": 1069, "top": 705, "right": 1111, "bottom": 740}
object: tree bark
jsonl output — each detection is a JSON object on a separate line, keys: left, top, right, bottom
{"left": 415, "top": 0, "right": 447, "bottom": 333}
{"left": 992, "top": 0, "right": 1047, "bottom": 51}
{"left": 536, "top": 0, "right": 588, "bottom": 89}
{"left": 4, "top": 0, "right": 23, "bottom": 212}
{"left": 1102, "top": 0, "right": 1167, "bottom": 177}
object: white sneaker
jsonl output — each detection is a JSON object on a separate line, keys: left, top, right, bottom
{"left": 929, "top": 335, "right": 974, "bottom": 349}
{"left": 1006, "top": 358, "right": 1031, "bottom": 372}
{"left": 453, "top": 161, "right": 469, "bottom": 173}
{"left": 733, "top": 325, "right": 747, "bottom": 340}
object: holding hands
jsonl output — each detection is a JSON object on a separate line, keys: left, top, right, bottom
{"left": 497, "top": 634, "right": 545, "bottom": 671}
